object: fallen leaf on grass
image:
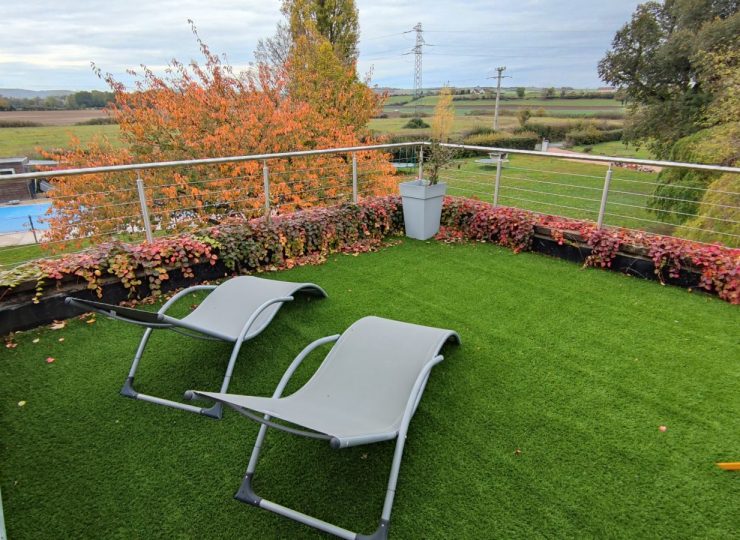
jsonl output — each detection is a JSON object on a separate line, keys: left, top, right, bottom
{"left": 49, "top": 320, "right": 66, "bottom": 330}
{"left": 659, "top": 425, "right": 667, "bottom": 432}
{"left": 46, "top": 357, "right": 55, "bottom": 364}
{"left": 32, "top": 338, "right": 40, "bottom": 344}
{"left": 86, "top": 318, "right": 96, "bottom": 325}
{"left": 18, "top": 401, "right": 26, "bottom": 407}
{"left": 58, "top": 338, "right": 65, "bottom": 342}
{"left": 5, "top": 341, "right": 17, "bottom": 349}
{"left": 514, "top": 448, "right": 522, "bottom": 456}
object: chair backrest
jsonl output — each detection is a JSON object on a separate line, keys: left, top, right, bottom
{"left": 295, "top": 316, "right": 459, "bottom": 431}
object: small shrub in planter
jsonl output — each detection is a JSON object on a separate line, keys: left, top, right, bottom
{"left": 399, "top": 88, "right": 455, "bottom": 240}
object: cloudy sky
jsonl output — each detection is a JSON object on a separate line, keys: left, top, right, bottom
{"left": 1, "top": 0, "right": 643, "bottom": 91}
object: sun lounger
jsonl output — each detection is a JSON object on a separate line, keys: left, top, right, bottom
{"left": 192, "top": 316, "right": 460, "bottom": 538}
{"left": 66, "top": 276, "right": 327, "bottom": 419}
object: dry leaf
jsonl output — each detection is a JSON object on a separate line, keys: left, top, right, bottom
{"left": 659, "top": 425, "right": 667, "bottom": 432}
{"left": 32, "top": 338, "right": 40, "bottom": 344}
{"left": 86, "top": 318, "right": 96, "bottom": 325}
{"left": 46, "top": 357, "right": 55, "bottom": 364}
{"left": 18, "top": 401, "right": 26, "bottom": 407}
{"left": 58, "top": 338, "right": 65, "bottom": 342}
{"left": 5, "top": 341, "right": 18, "bottom": 349}
{"left": 50, "top": 320, "right": 66, "bottom": 330}
{"left": 514, "top": 448, "right": 522, "bottom": 456}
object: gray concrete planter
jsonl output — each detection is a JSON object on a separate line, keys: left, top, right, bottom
{"left": 399, "top": 180, "right": 447, "bottom": 240}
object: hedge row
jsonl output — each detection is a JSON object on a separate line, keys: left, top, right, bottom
{"left": 565, "top": 128, "right": 623, "bottom": 146}
{"left": 439, "top": 197, "right": 739, "bottom": 304}
{"left": 0, "top": 198, "right": 405, "bottom": 303}
{"left": 462, "top": 131, "right": 539, "bottom": 151}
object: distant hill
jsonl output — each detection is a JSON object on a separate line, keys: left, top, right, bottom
{"left": 0, "top": 88, "right": 74, "bottom": 99}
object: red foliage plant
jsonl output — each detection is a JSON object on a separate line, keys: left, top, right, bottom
{"left": 440, "top": 196, "right": 739, "bottom": 303}
{"left": 0, "top": 198, "right": 404, "bottom": 304}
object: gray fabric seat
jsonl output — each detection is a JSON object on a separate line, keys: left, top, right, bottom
{"left": 194, "top": 316, "right": 460, "bottom": 539}
{"left": 198, "top": 317, "right": 456, "bottom": 443}
{"left": 179, "top": 277, "right": 322, "bottom": 341}
{"left": 66, "top": 276, "right": 327, "bottom": 419}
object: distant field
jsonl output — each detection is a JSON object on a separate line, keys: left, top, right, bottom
{"left": 370, "top": 115, "right": 519, "bottom": 137}
{"left": 0, "top": 124, "right": 122, "bottom": 157}
{"left": 0, "top": 109, "right": 108, "bottom": 126}
{"left": 369, "top": 115, "right": 622, "bottom": 137}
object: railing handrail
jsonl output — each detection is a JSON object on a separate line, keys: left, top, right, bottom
{"left": 440, "top": 144, "right": 740, "bottom": 174}
{"left": 0, "top": 142, "right": 427, "bottom": 181}
{"left": 3, "top": 140, "right": 738, "bottom": 182}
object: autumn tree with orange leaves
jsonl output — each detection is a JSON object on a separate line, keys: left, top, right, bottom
{"left": 42, "top": 22, "right": 395, "bottom": 245}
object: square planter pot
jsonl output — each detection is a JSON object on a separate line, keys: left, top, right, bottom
{"left": 399, "top": 180, "right": 447, "bottom": 240}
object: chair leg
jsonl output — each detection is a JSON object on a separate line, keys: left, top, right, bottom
{"left": 218, "top": 339, "right": 247, "bottom": 393}
{"left": 232, "top": 418, "right": 405, "bottom": 540}
{"left": 120, "top": 327, "right": 224, "bottom": 419}
{"left": 120, "top": 328, "right": 153, "bottom": 398}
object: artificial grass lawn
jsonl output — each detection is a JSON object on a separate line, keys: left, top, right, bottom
{"left": 1, "top": 239, "right": 738, "bottom": 539}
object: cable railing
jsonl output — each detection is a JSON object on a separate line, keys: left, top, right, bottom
{"left": 0, "top": 141, "right": 738, "bottom": 273}
{"left": 436, "top": 144, "right": 740, "bottom": 246}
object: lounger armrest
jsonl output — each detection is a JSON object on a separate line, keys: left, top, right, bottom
{"left": 232, "top": 296, "right": 296, "bottom": 343}
{"left": 157, "top": 285, "right": 218, "bottom": 315}
{"left": 272, "top": 334, "right": 341, "bottom": 399}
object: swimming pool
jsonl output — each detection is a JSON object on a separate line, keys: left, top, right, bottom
{"left": 0, "top": 201, "right": 52, "bottom": 233}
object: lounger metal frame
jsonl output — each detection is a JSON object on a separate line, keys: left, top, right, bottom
{"left": 209, "top": 329, "right": 459, "bottom": 539}
{"left": 66, "top": 281, "right": 325, "bottom": 419}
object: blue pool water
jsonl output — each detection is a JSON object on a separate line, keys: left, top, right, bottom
{"left": 0, "top": 202, "right": 52, "bottom": 233}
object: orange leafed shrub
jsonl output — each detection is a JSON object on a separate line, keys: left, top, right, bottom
{"left": 41, "top": 25, "right": 396, "bottom": 244}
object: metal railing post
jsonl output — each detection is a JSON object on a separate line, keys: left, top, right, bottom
{"left": 135, "top": 173, "right": 154, "bottom": 243}
{"left": 27, "top": 216, "right": 39, "bottom": 244}
{"left": 493, "top": 155, "right": 503, "bottom": 207}
{"left": 597, "top": 165, "right": 613, "bottom": 229}
{"left": 418, "top": 146, "right": 424, "bottom": 181}
{"left": 352, "top": 153, "right": 358, "bottom": 203}
{"left": 262, "top": 160, "right": 270, "bottom": 218}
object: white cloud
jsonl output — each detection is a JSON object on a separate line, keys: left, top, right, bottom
{"left": 0, "top": 0, "right": 641, "bottom": 90}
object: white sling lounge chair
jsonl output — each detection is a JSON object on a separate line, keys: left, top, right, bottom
{"left": 192, "top": 316, "right": 460, "bottom": 539}
{"left": 65, "top": 276, "right": 327, "bottom": 419}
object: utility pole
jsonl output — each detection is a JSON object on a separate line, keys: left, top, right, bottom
{"left": 413, "top": 22, "right": 424, "bottom": 99}
{"left": 488, "top": 66, "right": 509, "bottom": 131}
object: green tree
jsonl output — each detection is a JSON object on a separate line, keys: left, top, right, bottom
{"left": 284, "top": 0, "right": 359, "bottom": 66}
{"left": 541, "top": 87, "right": 556, "bottom": 99}
{"left": 598, "top": 0, "right": 740, "bottom": 157}
{"left": 516, "top": 87, "right": 526, "bottom": 98}
{"left": 517, "top": 108, "right": 532, "bottom": 128}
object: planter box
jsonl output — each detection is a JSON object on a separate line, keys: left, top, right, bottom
{"left": 0, "top": 259, "right": 230, "bottom": 336}
{"left": 399, "top": 180, "right": 447, "bottom": 240}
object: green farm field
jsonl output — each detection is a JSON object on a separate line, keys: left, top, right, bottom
{"left": 0, "top": 124, "right": 122, "bottom": 157}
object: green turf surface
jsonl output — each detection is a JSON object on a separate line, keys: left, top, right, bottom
{"left": 1, "top": 239, "right": 738, "bottom": 539}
